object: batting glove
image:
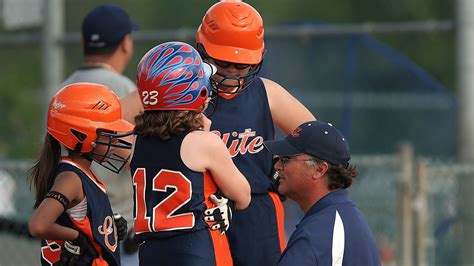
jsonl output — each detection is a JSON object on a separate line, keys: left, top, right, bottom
{"left": 60, "top": 230, "right": 98, "bottom": 266}
{"left": 204, "top": 194, "right": 235, "bottom": 235}
{"left": 113, "top": 213, "right": 128, "bottom": 242}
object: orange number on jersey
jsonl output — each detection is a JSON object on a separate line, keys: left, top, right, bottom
{"left": 132, "top": 168, "right": 151, "bottom": 233}
{"left": 133, "top": 168, "right": 195, "bottom": 233}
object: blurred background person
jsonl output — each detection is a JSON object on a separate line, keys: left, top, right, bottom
{"left": 61, "top": 4, "right": 138, "bottom": 98}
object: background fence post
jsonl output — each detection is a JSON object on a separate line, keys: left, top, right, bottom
{"left": 414, "top": 159, "right": 430, "bottom": 266}
{"left": 397, "top": 142, "right": 414, "bottom": 266}
{"left": 456, "top": 0, "right": 474, "bottom": 262}
{"left": 42, "top": 0, "right": 64, "bottom": 102}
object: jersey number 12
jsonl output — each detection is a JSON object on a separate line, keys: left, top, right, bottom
{"left": 132, "top": 168, "right": 195, "bottom": 233}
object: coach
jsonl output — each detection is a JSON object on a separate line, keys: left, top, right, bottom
{"left": 264, "top": 121, "right": 381, "bottom": 266}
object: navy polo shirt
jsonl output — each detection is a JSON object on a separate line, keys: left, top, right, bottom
{"left": 279, "top": 190, "right": 381, "bottom": 266}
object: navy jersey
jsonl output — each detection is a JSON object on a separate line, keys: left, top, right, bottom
{"left": 206, "top": 77, "right": 275, "bottom": 194}
{"left": 206, "top": 78, "right": 285, "bottom": 266}
{"left": 130, "top": 132, "right": 233, "bottom": 266}
{"left": 279, "top": 190, "right": 381, "bottom": 266}
{"left": 130, "top": 132, "right": 219, "bottom": 241}
{"left": 40, "top": 158, "right": 120, "bottom": 266}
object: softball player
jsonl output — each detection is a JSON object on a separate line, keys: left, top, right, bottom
{"left": 130, "top": 42, "right": 250, "bottom": 266}
{"left": 28, "top": 83, "right": 133, "bottom": 266}
{"left": 196, "top": 2, "right": 316, "bottom": 265}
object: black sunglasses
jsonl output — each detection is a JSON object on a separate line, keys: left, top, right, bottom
{"left": 213, "top": 59, "right": 252, "bottom": 70}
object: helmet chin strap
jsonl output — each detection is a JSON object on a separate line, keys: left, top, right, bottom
{"left": 81, "top": 153, "right": 93, "bottom": 162}
{"left": 73, "top": 141, "right": 93, "bottom": 162}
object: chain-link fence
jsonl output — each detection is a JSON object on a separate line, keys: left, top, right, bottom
{"left": 0, "top": 160, "right": 39, "bottom": 266}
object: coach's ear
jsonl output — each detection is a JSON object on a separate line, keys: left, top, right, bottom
{"left": 120, "top": 34, "right": 133, "bottom": 55}
{"left": 312, "top": 160, "right": 329, "bottom": 180}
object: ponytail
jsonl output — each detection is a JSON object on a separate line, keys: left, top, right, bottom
{"left": 28, "top": 134, "right": 62, "bottom": 208}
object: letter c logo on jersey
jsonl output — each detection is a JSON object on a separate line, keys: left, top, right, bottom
{"left": 98, "top": 215, "right": 118, "bottom": 252}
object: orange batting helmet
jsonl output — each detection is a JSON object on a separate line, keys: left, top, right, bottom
{"left": 196, "top": 1, "right": 265, "bottom": 65}
{"left": 47, "top": 83, "right": 133, "bottom": 172}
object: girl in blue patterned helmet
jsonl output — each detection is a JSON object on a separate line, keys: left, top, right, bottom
{"left": 129, "top": 41, "right": 251, "bottom": 266}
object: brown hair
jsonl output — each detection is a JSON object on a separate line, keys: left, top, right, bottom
{"left": 28, "top": 134, "right": 62, "bottom": 208}
{"left": 311, "top": 158, "right": 358, "bottom": 190}
{"left": 133, "top": 110, "right": 204, "bottom": 140}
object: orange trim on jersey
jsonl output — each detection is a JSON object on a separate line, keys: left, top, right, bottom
{"left": 61, "top": 157, "right": 107, "bottom": 193}
{"left": 203, "top": 171, "right": 233, "bottom": 266}
{"left": 209, "top": 227, "right": 233, "bottom": 266}
{"left": 203, "top": 171, "right": 218, "bottom": 199}
{"left": 269, "top": 191, "right": 286, "bottom": 252}
{"left": 71, "top": 216, "right": 109, "bottom": 266}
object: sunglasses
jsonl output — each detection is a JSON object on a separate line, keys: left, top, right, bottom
{"left": 213, "top": 59, "right": 252, "bottom": 70}
{"left": 278, "top": 156, "right": 315, "bottom": 167}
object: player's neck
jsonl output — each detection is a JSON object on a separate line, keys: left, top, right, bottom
{"left": 84, "top": 55, "right": 124, "bottom": 74}
{"left": 67, "top": 153, "right": 92, "bottom": 170}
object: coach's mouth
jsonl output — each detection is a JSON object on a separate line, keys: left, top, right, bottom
{"left": 277, "top": 174, "right": 285, "bottom": 181}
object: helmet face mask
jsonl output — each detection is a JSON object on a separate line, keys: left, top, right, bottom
{"left": 91, "top": 131, "right": 133, "bottom": 174}
{"left": 211, "top": 62, "right": 262, "bottom": 94}
{"left": 197, "top": 43, "right": 263, "bottom": 96}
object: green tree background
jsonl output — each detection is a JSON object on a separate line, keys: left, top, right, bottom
{"left": 0, "top": 0, "right": 454, "bottom": 158}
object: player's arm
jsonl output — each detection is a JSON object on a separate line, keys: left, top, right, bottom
{"left": 263, "top": 78, "right": 316, "bottom": 134}
{"left": 181, "top": 131, "right": 251, "bottom": 210}
{"left": 28, "top": 172, "right": 84, "bottom": 241}
{"left": 120, "top": 90, "right": 144, "bottom": 124}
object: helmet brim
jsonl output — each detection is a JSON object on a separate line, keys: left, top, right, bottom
{"left": 201, "top": 40, "right": 263, "bottom": 65}
{"left": 99, "top": 119, "right": 134, "bottom": 133}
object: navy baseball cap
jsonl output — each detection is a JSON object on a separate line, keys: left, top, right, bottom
{"left": 264, "top": 121, "right": 351, "bottom": 166}
{"left": 82, "top": 4, "right": 138, "bottom": 49}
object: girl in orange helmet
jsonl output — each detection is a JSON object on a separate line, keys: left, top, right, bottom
{"left": 28, "top": 82, "right": 134, "bottom": 266}
{"left": 195, "top": 2, "right": 316, "bottom": 266}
